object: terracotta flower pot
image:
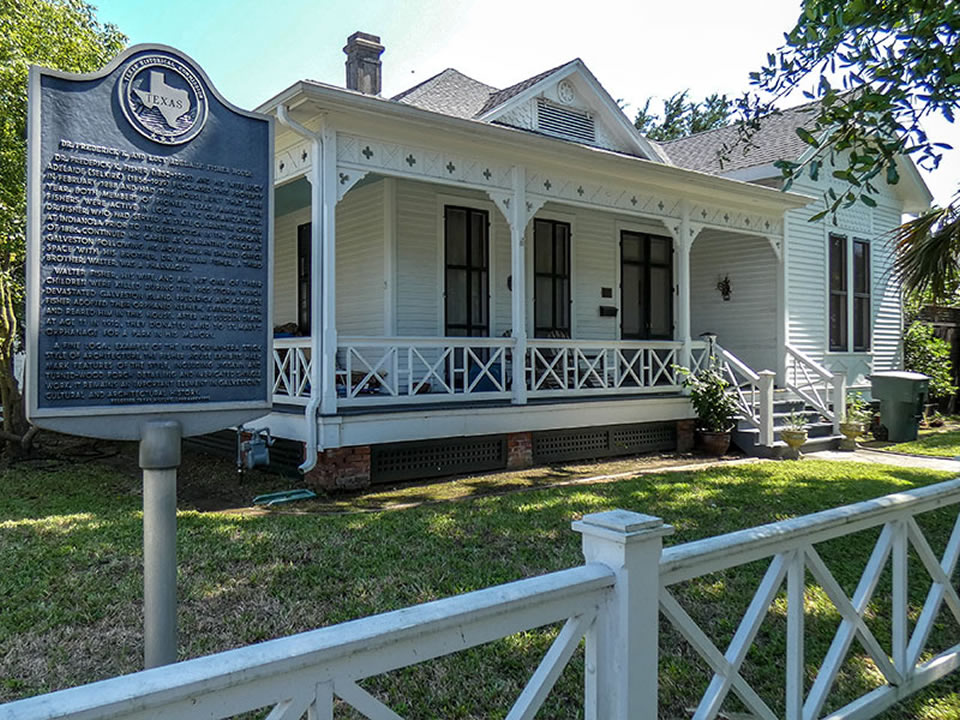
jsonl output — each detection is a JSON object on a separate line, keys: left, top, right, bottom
{"left": 699, "top": 430, "right": 731, "bottom": 456}
{"left": 780, "top": 429, "right": 808, "bottom": 460}
{"left": 839, "top": 422, "right": 862, "bottom": 451}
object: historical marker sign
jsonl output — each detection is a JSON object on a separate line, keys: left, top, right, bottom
{"left": 27, "top": 45, "right": 273, "bottom": 439}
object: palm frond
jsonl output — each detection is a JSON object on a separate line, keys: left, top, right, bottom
{"left": 892, "top": 202, "right": 960, "bottom": 301}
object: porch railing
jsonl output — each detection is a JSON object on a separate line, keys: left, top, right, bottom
{"left": 785, "top": 343, "right": 846, "bottom": 434}
{"left": 273, "top": 337, "right": 708, "bottom": 407}
{"left": 8, "top": 479, "right": 960, "bottom": 719}
{"left": 272, "top": 337, "right": 312, "bottom": 406}
{"left": 337, "top": 336, "right": 513, "bottom": 406}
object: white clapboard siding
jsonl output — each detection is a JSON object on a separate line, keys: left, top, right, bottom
{"left": 273, "top": 205, "right": 309, "bottom": 327}
{"left": 571, "top": 206, "right": 618, "bottom": 340}
{"left": 690, "top": 230, "right": 778, "bottom": 373}
{"left": 786, "top": 162, "right": 904, "bottom": 382}
{"left": 871, "top": 201, "right": 904, "bottom": 372}
{"left": 336, "top": 180, "right": 385, "bottom": 335}
{"left": 396, "top": 179, "right": 442, "bottom": 336}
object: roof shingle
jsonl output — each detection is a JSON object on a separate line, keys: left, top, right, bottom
{"left": 661, "top": 101, "right": 819, "bottom": 174}
{"left": 392, "top": 68, "right": 499, "bottom": 119}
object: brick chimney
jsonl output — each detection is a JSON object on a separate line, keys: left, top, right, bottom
{"left": 343, "top": 32, "right": 385, "bottom": 95}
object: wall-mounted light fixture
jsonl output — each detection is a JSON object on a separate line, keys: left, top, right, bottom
{"left": 716, "top": 274, "right": 732, "bottom": 302}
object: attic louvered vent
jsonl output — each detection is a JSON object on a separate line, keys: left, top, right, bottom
{"left": 537, "top": 98, "right": 595, "bottom": 143}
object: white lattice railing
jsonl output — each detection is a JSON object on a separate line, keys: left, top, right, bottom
{"left": 338, "top": 336, "right": 512, "bottom": 406}
{"left": 272, "top": 337, "right": 312, "bottom": 406}
{"left": 8, "top": 481, "right": 960, "bottom": 719}
{"left": 660, "top": 477, "right": 960, "bottom": 720}
{"left": 525, "top": 339, "right": 707, "bottom": 398}
{"left": 786, "top": 344, "right": 845, "bottom": 434}
{"left": 715, "top": 343, "right": 763, "bottom": 430}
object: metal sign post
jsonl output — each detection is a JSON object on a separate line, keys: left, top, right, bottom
{"left": 26, "top": 45, "right": 273, "bottom": 668}
{"left": 140, "top": 420, "right": 181, "bottom": 668}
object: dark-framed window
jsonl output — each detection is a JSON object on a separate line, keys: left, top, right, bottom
{"left": 829, "top": 232, "right": 871, "bottom": 352}
{"left": 534, "top": 219, "right": 571, "bottom": 337}
{"left": 829, "top": 233, "right": 847, "bottom": 351}
{"left": 620, "top": 230, "right": 673, "bottom": 340}
{"left": 444, "top": 206, "right": 489, "bottom": 337}
{"left": 297, "top": 222, "right": 311, "bottom": 335}
{"left": 853, "top": 239, "right": 871, "bottom": 352}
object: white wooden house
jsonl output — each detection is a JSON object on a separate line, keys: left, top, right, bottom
{"left": 250, "top": 33, "right": 932, "bottom": 486}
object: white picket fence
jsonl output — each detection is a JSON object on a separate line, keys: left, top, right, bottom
{"left": 9, "top": 479, "right": 960, "bottom": 720}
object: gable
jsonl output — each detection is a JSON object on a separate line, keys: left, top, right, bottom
{"left": 480, "top": 61, "right": 666, "bottom": 162}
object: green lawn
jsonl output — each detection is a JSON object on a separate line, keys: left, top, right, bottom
{"left": 881, "top": 428, "right": 960, "bottom": 458}
{"left": 3, "top": 458, "right": 960, "bottom": 718}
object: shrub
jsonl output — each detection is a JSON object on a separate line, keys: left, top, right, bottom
{"left": 676, "top": 363, "right": 739, "bottom": 432}
{"left": 903, "top": 321, "right": 957, "bottom": 401}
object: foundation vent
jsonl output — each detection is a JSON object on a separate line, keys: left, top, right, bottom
{"left": 533, "top": 422, "right": 676, "bottom": 463}
{"left": 371, "top": 435, "right": 507, "bottom": 483}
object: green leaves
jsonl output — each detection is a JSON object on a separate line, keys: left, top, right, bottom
{"left": 795, "top": 127, "right": 821, "bottom": 147}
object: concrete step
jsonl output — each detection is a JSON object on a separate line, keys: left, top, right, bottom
{"left": 731, "top": 432, "right": 842, "bottom": 458}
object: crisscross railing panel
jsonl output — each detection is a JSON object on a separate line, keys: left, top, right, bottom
{"left": 785, "top": 344, "right": 837, "bottom": 422}
{"left": 338, "top": 337, "right": 513, "bottom": 406}
{"left": 714, "top": 344, "right": 761, "bottom": 429}
{"left": 4, "top": 565, "right": 614, "bottom": 720}
{"left": 272, "top": 338, "right": 312, "bottom": 406}
{"left": 660, "top": 478, "right": 960, "bottom": 720}
{"left": 526, "top": 339, "right": 687, "bottom": 398}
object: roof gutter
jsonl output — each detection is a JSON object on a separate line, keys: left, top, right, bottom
{"left": 276, "top": 103, "right": 322, "bottom": 474}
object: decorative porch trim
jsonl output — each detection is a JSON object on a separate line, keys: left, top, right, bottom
{"left": 275, "top": 137, "right": 312, "bottom": 184}
{"left": 336, "top": 169, "right": 370, "bottom": 202}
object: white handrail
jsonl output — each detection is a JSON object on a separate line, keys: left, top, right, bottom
{"left": 785, "top": 343, "right": 833, "bottom": 382}
{"left": 784, "top": 343, "right": 844, "bottom": 431}
{"left": 2, "top": 565, "right": 614, "bottom": 720}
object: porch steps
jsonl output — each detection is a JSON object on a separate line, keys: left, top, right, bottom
{"left": 731, "top": 391, "right": 842, "bottom": 458}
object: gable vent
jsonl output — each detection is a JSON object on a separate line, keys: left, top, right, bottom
{"left": 537, "top": 98, "right": 595, "bottom": 144}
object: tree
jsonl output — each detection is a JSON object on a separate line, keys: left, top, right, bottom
{"left": 634, "top": 90, "right": 732, "bottom": 141}
{"left": 0, "top": 0, "right": 125, "bottom": 451}
{"left": 730, "top": 0, "right": 960, "bottom": 300}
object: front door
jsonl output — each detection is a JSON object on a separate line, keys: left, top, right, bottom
{"left": 534, "top": 219, "right": 571, "bottom": 338}
{"left": 620, "top": 230, "right": 673, "bottom": 340}
{"left": 444, "top": 206, "right": 489, "bottom": 337}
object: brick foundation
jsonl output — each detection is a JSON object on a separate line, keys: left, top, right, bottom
{"left": 676, "top": 419, "right": 695, "bottom": 453}
{"left": 302, "top": 445, "right": 372, "bottom": 491}
{"left": 506, "top": 431, "right": 533, "bottom": 470}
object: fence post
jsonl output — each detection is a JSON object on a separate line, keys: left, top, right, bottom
{"left": 573, "top": 509, "right": 674, "bottom": 720}
{"left": 832, "top": 371, "right": 847, "bottom": 436}
{"left": 758, "top": 370, "right": 776, "bottom": 447}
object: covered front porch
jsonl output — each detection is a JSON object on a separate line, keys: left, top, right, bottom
{"left": 254, "top": 88, "right": 809, "bottom": 453}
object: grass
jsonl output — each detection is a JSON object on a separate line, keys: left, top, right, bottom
{"left": 880, "top": 426, "right": 960, "bottom": 458}
{"left": 3, "top": 456, "right": 960, "bottom": 718}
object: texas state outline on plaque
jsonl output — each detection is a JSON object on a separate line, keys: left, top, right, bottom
{"left": 134, "top": 70, "right": 189, "bottom": 127}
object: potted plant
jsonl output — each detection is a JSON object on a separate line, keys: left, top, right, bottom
{"left": 780, "top": 411, "right": 809, "bottom": 460}
{"left": 677, "top": 363, "right": 739, "bottom": 455}
{"left": 839, "top": 391, "right": 870, "bottom": 450}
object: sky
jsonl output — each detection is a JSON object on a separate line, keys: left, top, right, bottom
{"left": 93, "top": 0, "right": 959, "bottom": 206}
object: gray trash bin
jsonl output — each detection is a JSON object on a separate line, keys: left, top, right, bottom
{"left": 870, "top": 371, "right": 930, "bottom": 442}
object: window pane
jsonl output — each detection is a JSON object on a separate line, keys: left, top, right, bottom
{"left": 446, "top": 269, "right": 466, "bottom": 326}
{"left": 622, "top": 264, "right": 641, "bottom": 337}
{"left": 830, "top": 294, "right": 847, "bottom": 351}
{"left": 445, "top": 208, "right": 466, "bottom": 265}
{"left": 471, "top": 270, "right": 487, "bottom": 327}
{"left": 829, "top": 235, "right": 846, "bottom": 291}
{"left": 534, "top": 223, "right": 553, "bottom": 272}
{"left": 471, "top": 211, "right": 487, "bottom": 266}
{"left": 649, "top": 267, "right": 672, "bottom": 337}
{"left": 535, "top": 276, "right": 553, "bottom": 330}
{"left": 853, "top": 241, "right": 869, "bottom": 294}
{"left": 649, "top": 236, "right": 671, "bottom": 265}
{"left": 622, "top": 233, "right": 643, "bottom": 262}
{"left": 854, "top": 296, "right": 870, "bottom": 350}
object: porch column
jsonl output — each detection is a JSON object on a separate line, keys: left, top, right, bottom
{"left": 676, "top": 203, "right": 693, "bottom": 370}
{"left": 510, "top": 166, "right": 528, "bottom": 405}
{"left": 318, "top": 126, "right": 338, "bottom": 416}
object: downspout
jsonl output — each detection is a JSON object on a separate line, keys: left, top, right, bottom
{"left": 276, "top": 104, "right": 323, "bottom": 473}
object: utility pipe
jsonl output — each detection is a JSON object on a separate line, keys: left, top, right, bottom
{"left": 276, "top": 104, "right": 323, "bottom": 473}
